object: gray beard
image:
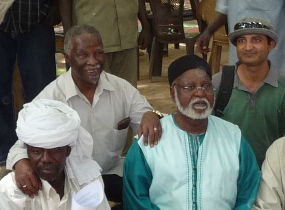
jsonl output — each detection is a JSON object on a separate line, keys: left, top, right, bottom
{"left": 174, "top": 89, "right": 213, "bottom": 120}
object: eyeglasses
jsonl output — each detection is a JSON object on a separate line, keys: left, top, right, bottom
{"left": 172, "top": 83, "right": 215, "bottom": 95}
{"left": 234, "top": 21, "right": 270, "bottom": 31}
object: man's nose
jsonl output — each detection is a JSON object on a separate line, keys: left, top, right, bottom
{"left": 194, "top": 87, "right": 207, "bottom": 97}
{"left": 87, "top": 55, "right": 99, "bottom": 65}
{"left": 41, "top": 150, "right": 53, "bottom": 163}
{"left": 244, "top": 41, "right": 253, "bottom": 50}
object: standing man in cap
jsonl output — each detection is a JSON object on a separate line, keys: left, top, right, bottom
{"left": 0, "top": 99, "right": 110, "bottom": 209}
{"left": 123, "top": 54, "right": 260, "bottom": 210}
{"left": 212, "top": 17, "right": 285, "bottom": 167}
{"left": 196, "top": 0, "right": 285, "bottom": 72}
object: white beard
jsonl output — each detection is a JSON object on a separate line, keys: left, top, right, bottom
{"left": 174, "top": 89, "right": 213, "bottom": 120}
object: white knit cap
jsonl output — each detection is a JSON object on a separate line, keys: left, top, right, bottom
{"left": 16, "top": 99, "right": 102, "bottom": 185}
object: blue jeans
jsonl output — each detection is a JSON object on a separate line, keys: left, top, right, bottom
{"left": 0, "top": 24, "right": 56, "bottom": 162}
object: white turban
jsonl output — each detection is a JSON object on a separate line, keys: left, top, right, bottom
{"left": 16, "top": 99, "right": 101, "bottom": 185}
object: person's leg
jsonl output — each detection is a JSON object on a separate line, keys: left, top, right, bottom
{"left": 0, "top": 31, "right": 18, "bottom": 163}
{"left": 104, "top": 48, "right": 138, "bottom": 87}
{"left": 17, "top": 24, "right": 56, "bottom": 102}
{"left": 102, "top": 174, "right": 123, "bottom": 210}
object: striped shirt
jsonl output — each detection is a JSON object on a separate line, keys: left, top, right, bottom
{"left": 0, "top": 0, "right": 50, "bottom": 37}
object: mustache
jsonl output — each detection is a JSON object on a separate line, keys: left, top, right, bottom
{"left": 189, "top": 97, "right": 210, "bottom": 106}
{"left": 40, "top": 163, "right": 57, "bottom": 170}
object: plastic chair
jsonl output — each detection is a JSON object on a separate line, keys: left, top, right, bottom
{"left": 196, "top": 0, "right": 229, "bottom": 74}
{"left": 148, "top": 0, "right": 200, "bottom": 81}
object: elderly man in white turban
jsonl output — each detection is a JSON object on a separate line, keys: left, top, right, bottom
{"left": 0, "top": 99, "right": 110, "bottom": 210}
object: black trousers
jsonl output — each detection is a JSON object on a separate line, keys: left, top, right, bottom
{"left": 102, "top": 174, "right": 123, "bottom": 210}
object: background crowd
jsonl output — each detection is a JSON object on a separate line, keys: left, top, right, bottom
{"left": 1, "top": 0, "right": 285, "bottom": 209}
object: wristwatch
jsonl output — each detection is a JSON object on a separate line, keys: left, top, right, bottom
{"left": 153, "top": 110, "right": 163, "bottom": 119}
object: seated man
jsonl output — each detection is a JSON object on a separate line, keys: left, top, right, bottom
{"left": 0, "top": 99, "right": 110, "bottom": 209}
{"left": 253, "top": 136, "right": 285, "bottom": 209}
{"left": 123, "top": 55, "right": 261, "bottom": 210}
{"left": 6, "top": 24, "right": 161, "bottom": 209}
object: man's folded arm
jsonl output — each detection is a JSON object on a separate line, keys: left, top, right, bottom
{"left": 6, "top": 140, "right": 28, "bottom": 170}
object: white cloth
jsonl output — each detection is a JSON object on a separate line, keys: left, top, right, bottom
{"left": 16, "top": 99, "right": 101, "bottom": 185}
{"left": 252, "top": 137, "right": 285, "bottom": 210}
{"left": 7, "top": 71, "right": 152, "bottom": 176}
{"left": 0, "top": 170, "right": 110, "bottom": 210}
{"left": 0, "top": 0, "right": 14, "bottom": 23}
{"left": 17, "top": 99, "right": 81, "bottom": 148}
{"left": 216, "top": 0, "right": 285, "bottom": 71}
{"left": 138, "top": 115, "right": 241, "bottom": 210}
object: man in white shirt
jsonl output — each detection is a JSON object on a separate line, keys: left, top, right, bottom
{"left": 0, "top": 99, "right": 110, "bottom": 210}
{"left": 6, "top": 24, "right": 161, "bottom": 210}
{"left": 253, "top": 136, "right": 285, "bottom": 209}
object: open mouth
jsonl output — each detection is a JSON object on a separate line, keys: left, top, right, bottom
{"left": 192, "top": 101, "right": 208, "bottom": 110}
{"left": 86, "top": 65, "right": 101, "bottom": 79}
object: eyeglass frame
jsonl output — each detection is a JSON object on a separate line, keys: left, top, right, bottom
{"left": 234, "top": 21, "right": 271, "bottom": 31}
{"left": 172, "top": 83, "right": 215, "bottom": 95}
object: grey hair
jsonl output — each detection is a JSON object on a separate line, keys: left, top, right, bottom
{"left": 64, "top": 25, "right": 103, "bottom": 55}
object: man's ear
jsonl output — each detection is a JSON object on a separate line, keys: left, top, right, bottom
{"left": 66, "top": 146, "right": 71, "bottom": 157}
{"left": 170, "top": 86, "right": 176, "bottom": 103}
{"left": 269, "top": 40, "right": 276, "bottom": 51}
{"left": 64, "top": 53, "right": 70, "bottom": 64}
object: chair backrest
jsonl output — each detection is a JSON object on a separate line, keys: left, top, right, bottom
{"left": 183, "top": 0, "right": 199, "bottom": 21}
{"left": 149, "top": 0, "right": 185, "bottom": 42}
{"left": 196, "top": 0, "right": 227, "bottom": 40}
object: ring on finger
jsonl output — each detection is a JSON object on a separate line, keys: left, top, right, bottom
{"left": 23, "top": 185, "right": 27, "bottom": 188}
{"left": 154, "top": 127, "right": 158, "bottom": 131}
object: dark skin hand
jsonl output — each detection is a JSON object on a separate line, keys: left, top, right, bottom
{"left": 138, "top": 0, "right": 152, "bottom": 50}
{"left": 138, "top": 111, "right": 162, "bottom": 147}
{"left": 196, "top": 13, "right": 227, "bottom": 55}
{"left": 58, "top": 0, "right": 72, "bottom": 33}
{"left": 15, "top": 112, "right": 162, "bottom": 197}
{"left": 138, "top": 26, "right": 152, "bottom": 50}
{"left": 41, "top": 0, "right": 61, "bottom": 26}
{"left": 15, "top": 159, "right": 42, "bottom": 198}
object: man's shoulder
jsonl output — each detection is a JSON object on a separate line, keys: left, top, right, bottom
{"left": 277, "top": 71, "right": 285, "bottom": 85}
{"left": 101, "top": 71, "right": 139, "bottom": 97}
{"left": 0, "top": 172, "right": 29, "bottom": 199}
{"left": 268, "top": 136, "right": 285, "bottom": 153}
{"left": 209, "top": 115, "right": 241, "bottom": 132}
{"left": 102, "top": 71, "right": 135, "bottom": 88}
{"left": 0, "top": 172, "right": 17, "bottom": 189}
{"left": 35, "top": 72, "right": 69, "bottom": 101}
{"left": 212, "top": 71, "right": 223, "bottom": 88}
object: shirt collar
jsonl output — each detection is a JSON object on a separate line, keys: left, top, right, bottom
{"left": 41, "top": 173, "right": 71, "bottom": 198}
{"left": 234, "top": 60, "right": 280, "bottom": 88}
{"left": 64, "top": 70, "right": 115, "bottom": 101}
